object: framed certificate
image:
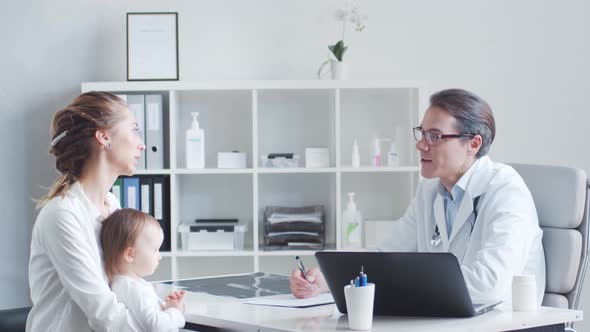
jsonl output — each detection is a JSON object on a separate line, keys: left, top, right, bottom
{"left": 127, "top": 12, "right": 179, "bottom": 81}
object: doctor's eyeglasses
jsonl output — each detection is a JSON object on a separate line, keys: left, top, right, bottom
{"left": 413, "top": 127, "right": 476, "bottom": 146}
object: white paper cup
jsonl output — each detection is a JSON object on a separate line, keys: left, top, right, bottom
{"left": 344, "top": 283, "right": 375, "bottom": 331}
{"left": 512, "top": 275, "right": 537, "bottom": 312}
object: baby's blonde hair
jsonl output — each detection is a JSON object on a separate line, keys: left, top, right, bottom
{"left": 100, "top": 208, "right": 161, "bottom": 282}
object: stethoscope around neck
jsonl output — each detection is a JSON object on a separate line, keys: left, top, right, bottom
{"left": 430, "top": 196, "right": 481, "bottom": 247}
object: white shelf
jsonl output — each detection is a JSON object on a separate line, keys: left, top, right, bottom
{"left": 175, "top": 168, "right": 254, "bottom": 175}
{"left": 340, "top": 166, "right": 420, "bottom": 173}
{"left": 175, "top": 250, "right": 256, "bottom": 257}
{"left": 84, "top": 80, "right": 427, "bottom": 280}
{"left": 150, "top": 167, "right": 419, "bottom": 175}
{"left": 257, "top": 167, "right": 336, "bottom": 174}
{"left": 134, "top": 169, "right": 172, "bottom": 175}
{"left": 82, "top": 80, "right": 427, "bottom": 93}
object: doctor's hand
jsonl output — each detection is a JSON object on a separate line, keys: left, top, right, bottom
{"left": 290, "top": 266, "right": 329, "bottom": 299}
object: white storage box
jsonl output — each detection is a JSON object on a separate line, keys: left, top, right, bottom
{"left": 178, "top": 223, "right": 247, "bottom": 251}
{"left": 305, "top": 147, "right": 330, "bottom": 168}
{"left": 218, "top": 151, "right": 247, "bottom": 169}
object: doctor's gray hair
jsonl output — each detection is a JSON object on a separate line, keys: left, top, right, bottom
{"left": 429, "top": 89, "right": 496, "bottom": 158}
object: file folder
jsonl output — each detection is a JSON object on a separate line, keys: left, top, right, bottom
{"left": 110, "top": 178, "right": 123, "bottom": 208}
{"left": 139, "top": 177, "right": 152, "bottom": 215}
{"left": 152, "top": 175, "right": 171, "bottom": 251}
{"left": 145, "top": 94, "right": 164, "bottom": 169}
{"left": 122, "top": 177, "right": 140, "bottom": 210}
{"left": 127, "top": 95, "right": 146, "bottom": 170}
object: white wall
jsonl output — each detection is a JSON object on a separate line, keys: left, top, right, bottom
{"left": 95, "top": 0, "right": 590, "bottom": 171}
{"left": 0, "top": 0, "right": 103, "bottom": 309}
{"left": 3, "top": 0, "right": 589, "bottom": 327}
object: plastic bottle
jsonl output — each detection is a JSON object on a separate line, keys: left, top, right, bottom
{"left": 371, "top": 137, "right": 381, "bottom": 167}
{"left": 342, "top": 192, "right": 363, "bottom": 248}
{"left": 387, "top": 141, "right": 400, "bottom": 167}
{"left": 186, "top": 112, "right": 205, "bottom": 168}
{"left": 352, "top": 140, "right": 360, "bottom": 168}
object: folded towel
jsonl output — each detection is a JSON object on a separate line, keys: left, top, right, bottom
{"left": 267, "top": 231, "right": 320, "bottom": 237}
{"left": 265, "top": 221, "right": 324, "bottom": 233}
{"left": 267, "top": 216, "right": 323, "bottom": 223}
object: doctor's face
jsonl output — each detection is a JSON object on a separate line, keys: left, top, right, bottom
{"left": 416, "top": 107, "right": 474, "bottom": 187}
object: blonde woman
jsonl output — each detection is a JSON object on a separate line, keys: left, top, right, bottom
{"left": 27, "top": 92, "right": 146, "bottom": 331}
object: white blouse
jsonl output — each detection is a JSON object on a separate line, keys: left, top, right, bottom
{"left": 27, "top": 182, "right": 141, "bottom": 332}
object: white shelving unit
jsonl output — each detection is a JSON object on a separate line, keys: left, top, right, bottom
{"left": 81, "top": 80, "right": 427, "bottom": 281}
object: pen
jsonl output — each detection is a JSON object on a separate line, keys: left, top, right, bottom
{"left": 295, "top": 256, "right": 309, "bottom": 282}
{"left": 360, "top": 265, "right": 367, "bottom": 286}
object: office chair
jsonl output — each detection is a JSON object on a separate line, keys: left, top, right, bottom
{"left": 0, "top": 307, "right": 31, "bottom": 332}
{"left": 511, "top": 164, "right": 589, "bottom": 331}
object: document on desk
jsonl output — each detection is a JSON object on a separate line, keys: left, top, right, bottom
{"left": 242, "top": 292, "right": 334, "bottom": 308}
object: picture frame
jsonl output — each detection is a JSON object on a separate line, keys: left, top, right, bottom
{"left": 127, "top": 12, "right": 179, "bottom": 81}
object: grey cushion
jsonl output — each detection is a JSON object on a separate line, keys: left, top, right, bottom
{"left": 542, "top": 293, "right": 569, "bottom": 308}
{"left": 542, "top": 228, "right": 582, "bottom": 293}
{"left": 511, "top": 164, "right": 586, "bottom": 229}
{"left": 0, "top": 307, "right": 31, "bottom": 332}
{"left": 509, "top": 163, "right": 588, "bottom": 310}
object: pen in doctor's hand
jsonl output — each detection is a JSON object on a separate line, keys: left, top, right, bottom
{"left": 295, "top": 256, "right": 309, "bottom": 281}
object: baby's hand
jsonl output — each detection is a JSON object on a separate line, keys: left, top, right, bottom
{"left": 163, "top": 298, "right": 185, "bottom": 313}
{"left": 165, "top": 290, "right": 186, "bottom": 302}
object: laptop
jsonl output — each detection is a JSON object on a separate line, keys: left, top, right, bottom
{"left": 315, "top": 251, "right": 501, "bottom": 317}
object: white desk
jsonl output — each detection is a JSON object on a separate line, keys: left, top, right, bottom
{"left": 154, "top": 283, "right": 582, "bottom": 332}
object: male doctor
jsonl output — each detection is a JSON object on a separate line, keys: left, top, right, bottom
{"left": 290, "top": 89, "right": 546, "bottom": 305}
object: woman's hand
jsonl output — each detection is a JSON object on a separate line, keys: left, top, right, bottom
{"left": 290, "top": 266, "right": 329, "bottom": 299}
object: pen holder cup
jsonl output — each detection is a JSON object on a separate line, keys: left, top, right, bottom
{"left": 344, "top": 283, "right": 375, "bottom": 331}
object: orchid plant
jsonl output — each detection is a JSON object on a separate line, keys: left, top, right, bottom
{"left": 329, "top": 2, "right": 367, "bottom": 62}
{"left": 318, "top": 1, "right": 367, "bottom": 78}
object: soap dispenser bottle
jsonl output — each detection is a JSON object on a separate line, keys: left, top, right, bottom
{"left": 342, "top": 192, "right": 363, "bottom": 248}
{"left": 186, "top": 112, "right": 205, "bottom": 168}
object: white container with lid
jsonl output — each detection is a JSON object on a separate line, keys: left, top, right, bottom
{"left": 178, "top": 223, "right": 247, "bottom": 251}
{"left": 512, "top": 275, "right": 537, "bottom": 311}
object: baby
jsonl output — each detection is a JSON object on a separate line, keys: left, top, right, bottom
{"left": 100, "top": 208, "right": 186, "bottom": 331}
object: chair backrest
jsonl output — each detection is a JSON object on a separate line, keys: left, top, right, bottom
{"left": 511, "top": 163, "right": 589, "bottom": 310}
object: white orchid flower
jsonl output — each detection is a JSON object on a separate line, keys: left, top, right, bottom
{"left": 318, "top": 0, "right": 367, "bottom": 76}
{"left": 334, "top": 8, "right": 349, "bottom": 21}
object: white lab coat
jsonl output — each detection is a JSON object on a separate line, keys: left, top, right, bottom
{"left": 27, "top": 182, "right": 141, "bottom": 332}
{"left": 377, "top": 156, "right": 546, "bottom": 305}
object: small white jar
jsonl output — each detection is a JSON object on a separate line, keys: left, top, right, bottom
{"left": 512, "top": 275, "right": 538, "bottom": 312}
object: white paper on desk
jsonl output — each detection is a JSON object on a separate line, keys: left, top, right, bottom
{"left": 242, "top": 293, "right": 334, "bottom": 308}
